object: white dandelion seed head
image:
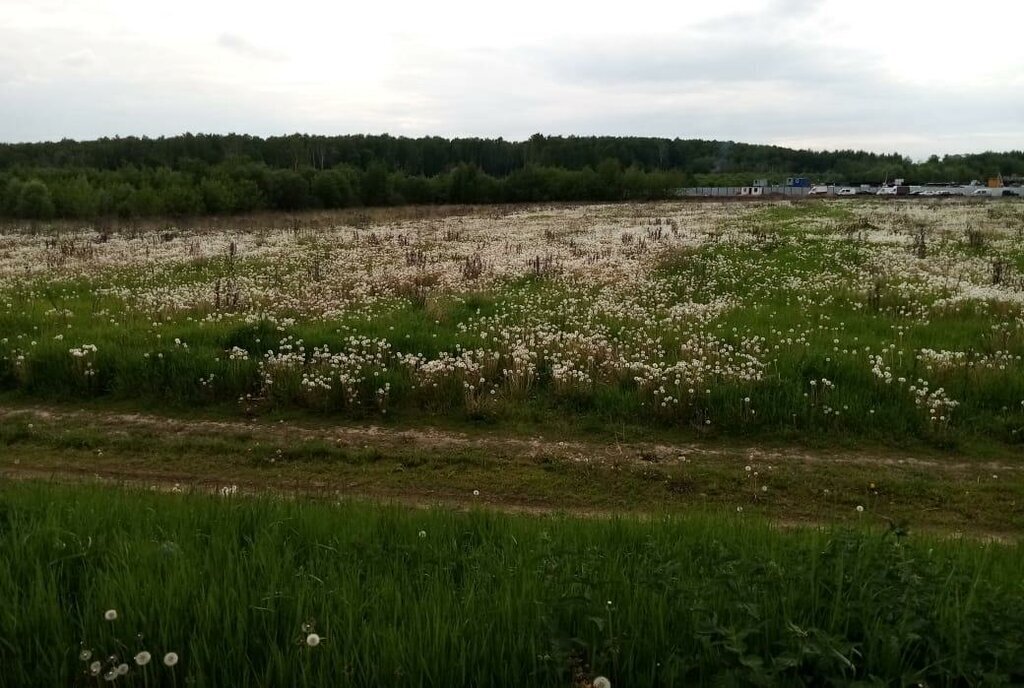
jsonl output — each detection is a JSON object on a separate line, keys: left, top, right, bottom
{"left": 593, "top": 676, "right": 612, "bottom": 688}
{"left": 163, "top": 652, "right": 179, "bottom": 667}
{"left": 103, "top": 609, "right": 117, "bottom": 621}
{"left": 116, "top": 663, "right": 129, "bottom": 676}
{"left": 418, "top": 530, "right": 427, "bottom": 538}
{"left": 134, "top": 651, "right": 151, "bottom": 666}
{"left": 856, "top": 505, "right": 864, "bottom": 513}
{"left": 472, "top": 489, "right": 480, "bottom": 497}
{"left": 306, "top": 633, "right": 321, "bottom": 647}
{"left": 89, "top": 661, "right": 102, "bottom": 676}
{"left": 79, "top": 649, "right": 93, "bottom": 661}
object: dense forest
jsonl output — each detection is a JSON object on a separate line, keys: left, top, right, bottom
{"left": 1, "top": 133, "right": 1022, "bottom": 219}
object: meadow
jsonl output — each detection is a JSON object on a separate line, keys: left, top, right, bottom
{"left": 2, "top": 482, "right": 1023, "bottom": 687}
{"left": 2, "top": 199, "right": 1024, "bottom": 449}
{"left": 4, "top": 199, "right": 1024, "bottom": 686}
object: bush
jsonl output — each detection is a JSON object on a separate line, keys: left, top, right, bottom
{"left": 14, "top": 179, "right": 55, "bottom": 219}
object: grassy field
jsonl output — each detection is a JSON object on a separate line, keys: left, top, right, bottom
{"left": 3, "top": 199, "right": 1024, "bottom": 685}
{"left": 2, "top": 482, "right": 1023, "bottom": 687}
{"left": 2, "top": 199, "right": 1024, "bottom": 450}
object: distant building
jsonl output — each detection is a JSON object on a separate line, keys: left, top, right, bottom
{"left": 786, "top": 177, "right": 810, "bottom": 188}
{"left": 752, "top": 178, "right": 769, "bottom": 188}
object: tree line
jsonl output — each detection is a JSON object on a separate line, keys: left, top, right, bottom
{"left": 0, "top": 161, "right": 686, "bottom": 219}
{"left": 1, "top": 133, "right": 1021, "bottom": 219}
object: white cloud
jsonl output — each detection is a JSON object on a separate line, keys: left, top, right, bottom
{"left": 216, "top": 34, "right": 287, "bottom": 62}
{"left": 1, "top": 0, "right": 1022, "bottom": 157}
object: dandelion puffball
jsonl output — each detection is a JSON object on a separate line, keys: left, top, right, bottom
{"left": 103, "top": 609, "right": 117, "bottom": 621}
{"left": 593, "top": 677, "right": 612, "bottom": 688}
{"left": 472, "top": 489, "right": 480, "bottom": 496}
{"left": 134, "top": 651, "right": 151, "bottom": 666}
{"left": 79, "top": 649, "right": 93, "bottom": 661}
{"left": 856, "top": 505, "right": 864, "bottom": 512}
{"left": 163, "top": 652, "right": 179, "bottom": 667}
{"left": 418, "top": 530, "right": 427, "bottom": 538}
{"left": 116, "top": 663, "right": 129, "bottom": 676}
{"left": 306, "top": 633, "right": 321, "bottom": 647}
{"left": 89, "top": 661, "right": 102, "bottom": 675}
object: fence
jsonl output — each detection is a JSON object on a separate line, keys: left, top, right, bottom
{"left": 677, "top": 186, "right": 812, "bottom": 198}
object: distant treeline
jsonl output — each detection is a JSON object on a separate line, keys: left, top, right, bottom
{"left": 1, "top": 133, "right": 1022, "bottom": 219}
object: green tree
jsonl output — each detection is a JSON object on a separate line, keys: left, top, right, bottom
{"left": 267, "top": 170, "right": 310, "bottom": 210}
{"left": 125, "top": 186, "right": 163, "bottom": 217}
{"left": 448, "top": 164, "right": 483, "bottom": 204}
{"left": 0, "top": 177, "right": 23, "bottom": 215}
{"left": 163, "top": 183, "right": 204, "bottom": 216}
{"left": 360, "top": 163, "right": 393, "bottom": 206}
{"left": 596, "top": 158, "right": 624, "bottom": 200}
{"left": 396, "top": 174, "right": 437, "bottom": 204}
{"left": 200, "top": 177, "right": 234, "bottom": 214}
{"left": 15, "top": 179, "right": 55, "bottom": 219}
{"left": 52, "top": 175, "right": 100, "bottom": 218}
{"left": 312, "top": 169, "right": 357, "bottom": 208}
{"left": 229, "top": 178, "right": 264, "bottom": 213}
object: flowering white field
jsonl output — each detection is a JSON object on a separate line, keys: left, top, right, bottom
{"left": 1, "top": 200, "right": 1023, "bottom": 445}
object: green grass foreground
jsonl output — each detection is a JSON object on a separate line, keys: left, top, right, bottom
{"left": 2, "top": 483, "right": 1022, "bottom": 687}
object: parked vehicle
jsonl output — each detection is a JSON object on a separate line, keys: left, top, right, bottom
{"left": 877, "top": 186, "right": 910, "bottom": 196}
{"left": 837, "top": 187, "right": 857, "bottom": 196}
{"left": 808, "top": 185, "right": 830, "bottom": 196}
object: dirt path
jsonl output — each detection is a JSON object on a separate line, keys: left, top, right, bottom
{"left": 3, "top": 403, "right": 1022, "bottom": 540}
{"left": 4, "top": 463, "right": 1015, "bottom": 542}
{"left": 2, "top": 404, "right": 1021, "bottom": 472}
{"left": 0, "top": 462, "right": 619, "bottom": 517}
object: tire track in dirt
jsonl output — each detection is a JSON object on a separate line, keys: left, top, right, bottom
{"left": 1, "top": 404, "right": 1021, "bottom": 472}
{"left": 0, "top": 463, "right": 616, "bottom": 518}
{"left": 3, "top": 464, "right": 1014, "bottom": 542}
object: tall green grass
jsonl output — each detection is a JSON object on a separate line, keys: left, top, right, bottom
{"left": 2, "top": 483, "right": 1023, "bottom": 686}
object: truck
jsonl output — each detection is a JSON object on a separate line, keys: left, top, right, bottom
{"left": 876, "top": 185, "right": 910, "bottom": 196}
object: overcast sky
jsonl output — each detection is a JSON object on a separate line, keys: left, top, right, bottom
{"left": 2, "top": 0, "right": 1022, "bottom": 158}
